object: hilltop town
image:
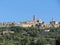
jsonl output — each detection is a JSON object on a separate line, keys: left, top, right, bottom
{"left": 0, "top": 16, "right": 60, "bottom": 28}
{"left": 0, "top": 16, "right": 60, "bottom": 45}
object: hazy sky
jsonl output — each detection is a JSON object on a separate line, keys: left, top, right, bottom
{"left": 0, "top": 0, "right": 60, "bottom": 22}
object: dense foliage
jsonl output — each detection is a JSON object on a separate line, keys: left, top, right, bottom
{"left": 0, "top": 26, "right": 60, "bottom": 45}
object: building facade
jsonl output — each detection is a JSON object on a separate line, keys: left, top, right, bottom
{"left": 0, "top": 16, "right": 59, "bottom": 28}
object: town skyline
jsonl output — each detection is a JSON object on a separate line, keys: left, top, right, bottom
{"left": 0, "top": 15, "right": 59, "bottom": 23}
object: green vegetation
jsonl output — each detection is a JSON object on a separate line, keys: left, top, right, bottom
{"left": 0, "top": 26, "right": 60, "bottom": 45}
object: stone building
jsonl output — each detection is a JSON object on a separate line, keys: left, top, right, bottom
{"left": 0, "top": 22, "right": 16, "bottom": 27}
{"left": 50, "top": 18, "right": 59, "bottom": 28}
{"left": 16, "top": 17, "right": 37, "bottom": 27}
{"left": 0, "top": 16, "right": 60, "bottom": 28}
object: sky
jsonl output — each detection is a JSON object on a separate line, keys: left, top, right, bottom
{"left": 0, "top": 0, "right": 60, "bottom": 23}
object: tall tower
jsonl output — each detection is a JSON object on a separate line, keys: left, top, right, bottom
{"left": 33, "top": 15, "right": 36, "bottom": 21}
{"left": 52, "top": 17, "right": 54, "bottom": 21}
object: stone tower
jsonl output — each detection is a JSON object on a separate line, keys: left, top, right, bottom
{"left": 33, "top": 15, "right": 36, "bottom": 21}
